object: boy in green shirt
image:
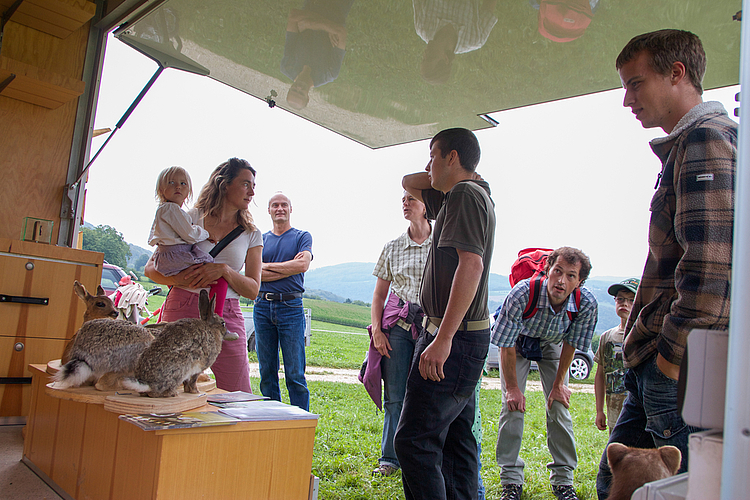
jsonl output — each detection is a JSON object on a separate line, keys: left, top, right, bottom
{"left": 594, "top": 278, "right": 639, "bottom": 433}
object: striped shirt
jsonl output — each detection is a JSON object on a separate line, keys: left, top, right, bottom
{"left": 624, "top": 102, "right": 737, "bottom": 368}
{"left": 373, "top": 231, "right": 432, "bottom": 305}
{"left": 413, "top": 0, "right": 498, "bottom": 54}
{"left": 491, "top": 278, "right": 597, "bottom": 351}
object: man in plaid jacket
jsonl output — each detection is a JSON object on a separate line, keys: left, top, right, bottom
{"left": 596, "top": 29, "right": 738, "bottom": 500}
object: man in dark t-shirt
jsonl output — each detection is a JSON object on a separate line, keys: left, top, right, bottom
{"left": 395, "top": 127, "right": 496, "bottom": 500}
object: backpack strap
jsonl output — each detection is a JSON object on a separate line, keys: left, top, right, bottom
{"left": 523, "top": 277, "right": 582, "bottom": 324}
{"left": 566, "top": 287, "right": 582, "bottom": 323}
{"left": 522, "top": 274, "right": 545, "bottom": 320}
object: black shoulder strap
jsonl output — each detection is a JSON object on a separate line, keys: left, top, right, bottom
{"left": 209, "top": 225, "right": 244, "bottom": 258}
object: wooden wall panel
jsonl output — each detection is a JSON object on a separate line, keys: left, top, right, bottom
{"left": 78, "top": 404, "right": 120, "bottom": 500}
{"left": 0, "top": 20, "right": 90, "bottom": 242}
{"left": 24, "top": 366, "right": 59, "bottom": 474}
{"left": 50, "top": 398, "right": 88, "bottom": 494}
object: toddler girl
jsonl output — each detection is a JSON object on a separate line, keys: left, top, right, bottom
{"left": 148, "top": 166, "right": 227, "bottom": 315}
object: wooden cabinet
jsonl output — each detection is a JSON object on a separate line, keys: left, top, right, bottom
{"left": 0, "top": 237, "right": 102, "bottom": 417}
{"left": 24, "top": 365, "right": 318, "bottom": 500}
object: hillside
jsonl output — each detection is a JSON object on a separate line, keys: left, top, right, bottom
{"left": 83, "top": 221, "right": 152, "bottom": 268}
{"left": 305, "top": 262, "right": 624, "bottom": 335}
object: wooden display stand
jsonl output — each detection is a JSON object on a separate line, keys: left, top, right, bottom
{"left": 23, "top": 364, "right": 318, "bottom": 500}
{"left": 0, "top": 238, "right": 103, "bottom": 417}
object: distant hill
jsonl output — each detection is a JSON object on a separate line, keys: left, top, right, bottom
{"left": 305, "top": 262, "right": 624, "bottom": 335}
{"left": 127, "top": 243, "right": 152, "bottom": 269}
{"left": 82, "top": 221, "right": 151, "bottom": 269}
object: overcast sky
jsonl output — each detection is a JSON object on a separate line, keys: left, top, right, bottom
{"left": 83, "top": 35, "right": 740, "bottom": 279}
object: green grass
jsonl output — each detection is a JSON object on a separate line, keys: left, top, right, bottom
{"left": 258, "top": 376, "right": 608, "bottom": 500}
{"left": 139, "top": 282, "right": 607, "bottom": 499}
{"left": 304, "top": 298, "right": 371, "bottom": 329}
{"left": 306, "top": 322, "right": 369, "bottom": 369}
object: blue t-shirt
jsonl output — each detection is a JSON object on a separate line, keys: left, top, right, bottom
{"left": 260, "top": 228, "right": 313, "bottom": 294}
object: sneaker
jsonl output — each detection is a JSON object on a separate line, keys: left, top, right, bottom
{"left": 372, "top": 464, "right": 398, "bottom": 477}
{"left": 500, "top": 483, "right": 523, "bottom": 500}
{"left": 552, "top": 484, "right": 579, "bottom": 500}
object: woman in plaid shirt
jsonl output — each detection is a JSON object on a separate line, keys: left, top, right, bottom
{"left": 369, "top": 192, "right": 432, "bottom": 477}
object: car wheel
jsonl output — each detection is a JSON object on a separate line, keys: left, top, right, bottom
{"left": 569, "top": 355, "right": 591, "bottom": 380}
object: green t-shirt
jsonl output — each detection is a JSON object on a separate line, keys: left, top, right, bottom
{"left": 594, "top": 325, "right": 626, "bottom": 394}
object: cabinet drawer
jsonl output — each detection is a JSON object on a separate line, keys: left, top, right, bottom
{"left": 0, "top": 251, "right": 100, "bottom": 340}
{"left": 0, "top": 336, "right": 66, "bottom": 416}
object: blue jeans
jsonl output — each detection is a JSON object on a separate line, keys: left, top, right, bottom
{"left": 380, "top": 324, "right": 415, "bottom": 468}
{"left": 394, "top": 328, "right": 489, "bottom": 500}
{"left": 253, "top": 297, "right": 309, "bottom": 411}
{"left": 595, "top": 354, "right": 698, "bottom": 500}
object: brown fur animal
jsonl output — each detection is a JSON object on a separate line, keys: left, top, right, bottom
{"left": 123, "top": 290, "right": 238, "bottom": 397}
{"left": 54, "top": 283, "right": 154, "bottom": 391}
{"left": 61, "top": 281, "right": 119, "bottom": 364}
{"left": 606, "top": 443, "right": 681, "bottom": 500}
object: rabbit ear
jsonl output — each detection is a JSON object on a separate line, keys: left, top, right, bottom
{"left": 74, "top": 280, "right": 88, "bottom": 301}
{"left": 198, "top": 289, "right": 210, "bottom": 319}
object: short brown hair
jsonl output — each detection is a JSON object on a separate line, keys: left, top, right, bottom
{"left": 430, "top": 128, "right": 481, "bottom": 172}
{"left": 545, "top": 247, "right": 592, "bottom": 285}
{"left": 616, "top": 29, "right": 706, "bottom": 94}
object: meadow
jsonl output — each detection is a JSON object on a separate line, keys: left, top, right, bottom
{"left": 138, "top": 283, "right": 607, "bottom": 499}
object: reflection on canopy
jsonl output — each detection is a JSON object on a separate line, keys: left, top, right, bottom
{"left": 114, "top": 0, "right": 741, "bottom": 148}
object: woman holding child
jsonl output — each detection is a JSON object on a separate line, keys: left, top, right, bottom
{"left": 145, "top": 157, "right": 262, "bottom": 393}
{"left": 364, "top": 191, "right": 431, "bottom": 477}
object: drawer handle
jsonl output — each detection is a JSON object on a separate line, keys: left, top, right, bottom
{"left": 0, "top": 377, "right": 32, "bottom": 385}
{"left": 0, "top": 295, "right": 49, "bottom": 305}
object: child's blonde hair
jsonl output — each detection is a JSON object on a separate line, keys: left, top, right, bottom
{"left": 155, "top": 166, "right": 194, "bottom": 204}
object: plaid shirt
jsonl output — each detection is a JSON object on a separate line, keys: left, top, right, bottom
{"left": 413, "top": 0, "right": 498, "bottom": 54}
{"left": 373, "top": 231, "right": 432, "bottom": 305}
{"left": 624, "top": 102, "right": 737, "bottom": 368}
{"left": 491, "top": 278, "right": 598, "bottom": 351}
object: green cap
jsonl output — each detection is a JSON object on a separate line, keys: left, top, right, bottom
{"left": 608, "top": 278, "right": 640, "bottom": 296}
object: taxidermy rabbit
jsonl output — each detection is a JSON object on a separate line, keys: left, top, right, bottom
{"left": 123, "top": 290, "right": 239, "bottom": 398}
{"left": 53, "top": 316, "right": 154, "bottom": 390}
{"left": 61, "top": 281, "right": 120, "bottom": 364}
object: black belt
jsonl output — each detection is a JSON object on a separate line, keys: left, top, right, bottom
{"left": 259, "top": 292, "right": 303, "bottom": 301}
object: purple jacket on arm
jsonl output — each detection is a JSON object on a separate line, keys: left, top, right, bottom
{"left": 359, "top": 292, "right": 422, "bottom": 410}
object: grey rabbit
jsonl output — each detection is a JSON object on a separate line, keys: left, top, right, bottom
{"left": 122, "top": 290, "right": 239, "bottom": 398}
{"left": 53, "top": 317, "right": 155, "bottom": 390}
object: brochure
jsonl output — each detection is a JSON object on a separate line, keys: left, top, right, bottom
{"left": 206, "top": 391, "right": 269, "bottom": 404}
{"left": 119, "top": 411, "right": 240, "bottom": 430}
{"left": 219, "top": 400, "right": 318, "bottom": 422}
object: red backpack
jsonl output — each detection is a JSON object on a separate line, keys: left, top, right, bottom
{"left": 509, "top": 248, "right": 581, "bottom": 321}
{"left": 538, "top": 0, "right": 594, "bottom": 43}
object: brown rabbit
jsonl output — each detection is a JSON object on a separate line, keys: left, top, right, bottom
{"left": 53, "top": 283, "right": 154, "bottom": 390}
{"left": 61, "top": 281, "right": 120, "bottom": 364}
{"left": 123, "top": 290, "right": 239, "bottom": 398}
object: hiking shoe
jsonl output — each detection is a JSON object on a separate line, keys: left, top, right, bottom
{"left": 500, "top": 483, "right": 523, "bottom": 500}
{"left": 552, "top": 484, "right": 579, "bottom": 500}
{"left": 372, "top": 464, "right": 398, "bottom": 477}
